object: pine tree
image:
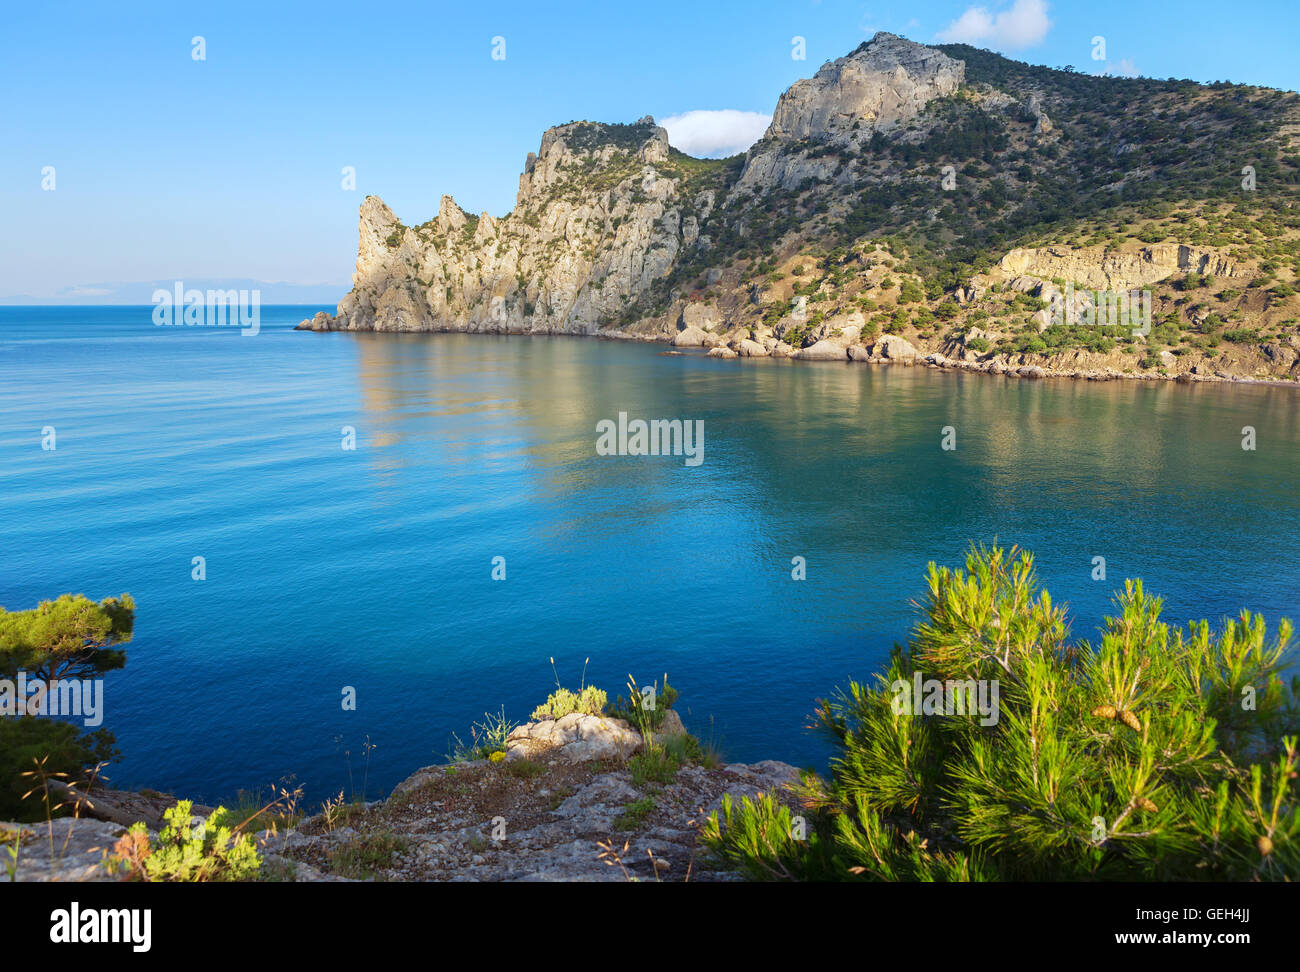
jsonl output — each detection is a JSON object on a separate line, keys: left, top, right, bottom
{"left": 702, "top": 545, "right": 1298, "bottom": 880}
{"left": 0, "top": 592, "right": 134, "bottom": 683}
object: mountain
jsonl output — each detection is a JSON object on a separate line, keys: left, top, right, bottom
{"left": 0, "top": 279, "right": 346, "bottom": 305}
{"left": 300, "top": 32, "right": 1300, "bottom": 382}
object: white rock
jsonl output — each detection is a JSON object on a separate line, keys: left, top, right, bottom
{"left": 873, "top": 334, "right": 918, "bottom": 363}
{"left": 794, "top": 339, "right": 850, "bottom": 361}
{"left": 505, "top": 713, "right": 642, "bottom": 763}
{"left": 672, "top": 325, "right": 710, "bottom": 347}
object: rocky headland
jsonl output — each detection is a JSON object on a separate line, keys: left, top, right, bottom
{"left": 299, "top": 32, "right": 1300, "bottom": 386}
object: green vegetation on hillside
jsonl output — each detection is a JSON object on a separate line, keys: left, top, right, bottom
{"left": 624, "top": 42, "right": 1300, "bottom": 364}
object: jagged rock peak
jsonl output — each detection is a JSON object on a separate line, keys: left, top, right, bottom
{"left": 520, "top": 117, "right": 669, "bottom": 203}
{"left": 360, "top": 194, "right": 397, "bottom": 225}
{"left": 767, "top": 32, "right": 964, "bottom": 141}
{"left": 539, "top": 117, "right": 667, "bottom": 158}
{"left": 436, "top": 194, "right": 468, "bottom": 231}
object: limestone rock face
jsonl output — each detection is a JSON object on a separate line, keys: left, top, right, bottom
{"left": 304, "top": 118, "right": 702, "bottom": 336}
{"left": 1024, "top": 94, "right": 1053, "bottom": 133}
{"left": 299, "top": 34, "right": 969, "bottom": 339}
{"left": 730, "top": 33, "right": 964, "bottom": 198}
{"left": 991, "top": 243, "right": 1239, "bottom": 293}
{"left": 768, "top": 33, "right": 964, "bottom": 142}
{"left": 681, "top": 301, "right": 722, "bottom": 331}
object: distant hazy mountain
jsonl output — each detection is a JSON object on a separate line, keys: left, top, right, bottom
{"left": 0, "top": 279, "right": 347, "bottom": 306}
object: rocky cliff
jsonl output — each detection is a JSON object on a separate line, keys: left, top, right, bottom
{"left": 301, "top": 32, "right": 1300, "bottom": 384}
{"left": 307, "top": 117, "right": 717, "bottom": 336}
{"left": 730, "top": 33, "right": 966, "bottom": 198}
{"left": 770, "top": 33, "right": 965, "bottom": 141}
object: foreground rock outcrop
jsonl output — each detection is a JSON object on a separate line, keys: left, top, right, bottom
{"left": 503, "top": 712, "right": 643, "bottom": 763}
{"left": 271, "top": 756, "right": 801, "bottom": 882}
{"left": 3, "top": 712, "right": 800, "bottom": 883}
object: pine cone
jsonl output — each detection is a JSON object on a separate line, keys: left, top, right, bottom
{"left": 1136, "top": 797, "right": 1158, "bottom": 812}
{"left": 1091, "top": 704, "right": 1118, "bottom": 719}
{"left": 1119, "top": 710, "right": 1142, "bottom": 731}
{"left": 1258, "top": 835, "right": 1274, "bottom": 856}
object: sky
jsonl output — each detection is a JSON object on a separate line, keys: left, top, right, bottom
{"left": 3, "top": 0, "right": 1298, "bottom": 300}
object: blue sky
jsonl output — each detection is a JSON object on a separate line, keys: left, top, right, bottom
{"left": 3, "top": 0, "right": 1298, "bottom": 299}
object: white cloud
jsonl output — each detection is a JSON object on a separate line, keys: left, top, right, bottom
{"left": 936, "top": 0, "right": 1052, "bottom": 50}
{"left": 659, "top": 109, "right": 771, "bottom": 158}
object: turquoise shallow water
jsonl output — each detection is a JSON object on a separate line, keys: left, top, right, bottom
{"left": 2, "top": 305, "right": 1298, "bottom": 804}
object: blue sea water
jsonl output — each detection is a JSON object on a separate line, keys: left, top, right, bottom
{"left": 2, "top": 305, "right": 1298, "bottom": 806}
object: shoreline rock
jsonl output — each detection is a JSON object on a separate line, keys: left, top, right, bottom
{"left": 297, "top": 316, "right": 1299, "bottom": 388}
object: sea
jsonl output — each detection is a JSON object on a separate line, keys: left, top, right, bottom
{"left": 2, "top": 305, "right": 1297, "bottom": 805}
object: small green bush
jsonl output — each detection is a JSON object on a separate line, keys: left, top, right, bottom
{"left": 531, "top": 686, "right": 607, "bottom": 722}
{"left": 505, "top": 758, "right": 545, "bottom": 780}
{"left": 447, "top": 706, "right": 517, "bottom": 762}
{"left": 629, "top": 746, "right": 679, "bottom": 786}
{"left": 662, "top": 732, "right": 701, "bottom": 765}
{"left": 107, "top": 801, "right": 261, "bottom": 882}
{"left": 608, "top": 676, "right": 678, "bottom": 731}
{"left": 897, "top": 280, "right": 924, "bottom": 304}
{"left": 328, "top": 829, "right": 409, "bottom": 879}
{"left": 614, "top": 796, "right": 656, "bottom": 831}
